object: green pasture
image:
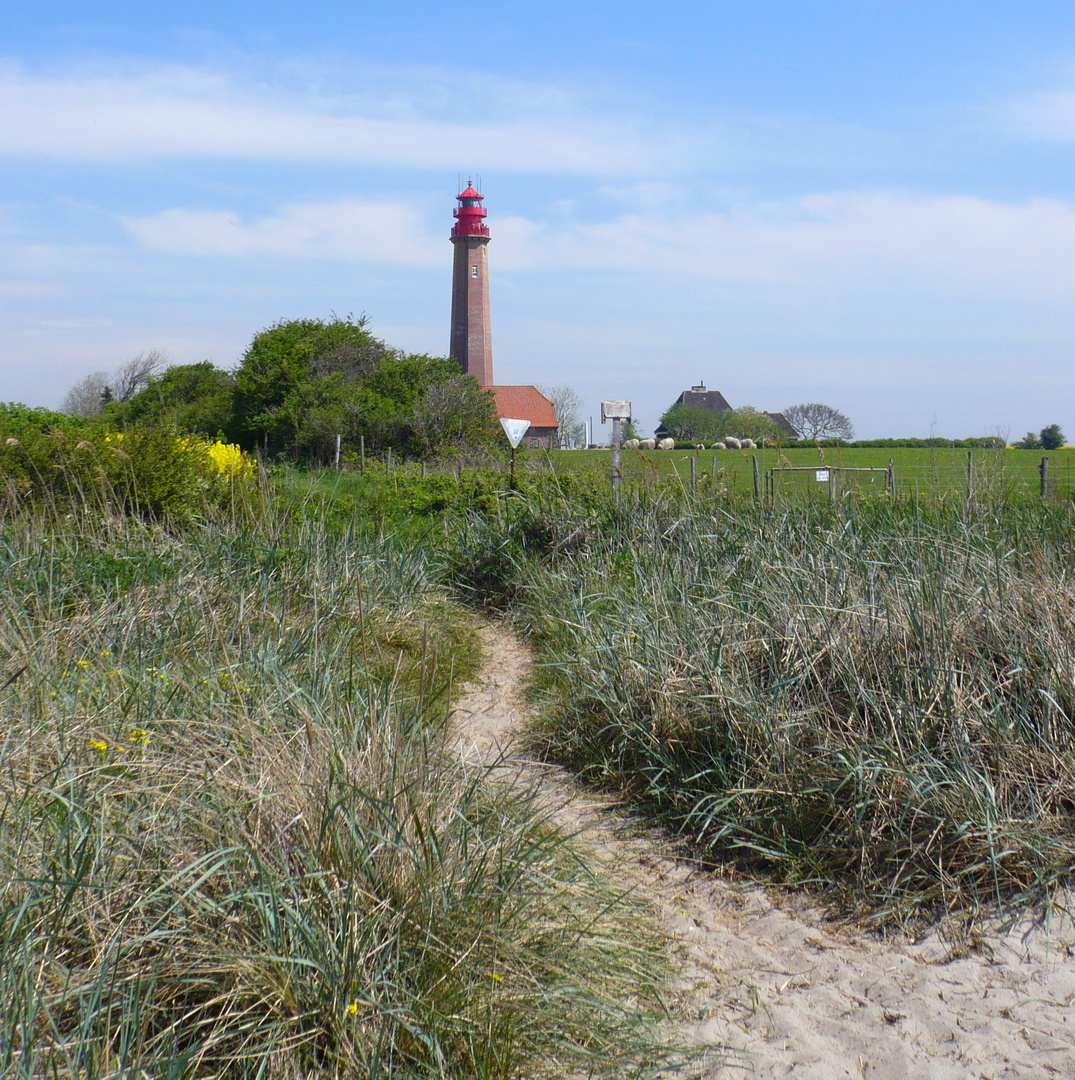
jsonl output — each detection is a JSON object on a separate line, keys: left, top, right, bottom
{"left": 529, "top": 446, "right": 1075, "bottom": 500}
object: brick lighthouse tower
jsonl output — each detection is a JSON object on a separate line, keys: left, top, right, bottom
{"left": 449, "top": 182, "right": 493, "bottom": 386}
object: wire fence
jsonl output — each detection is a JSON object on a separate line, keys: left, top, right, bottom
{"left": 534, "top": 448, "right": 1075, "bottom": 504}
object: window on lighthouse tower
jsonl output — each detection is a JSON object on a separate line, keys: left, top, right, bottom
{"left": 471, "top": 265, "right": 479, "bottom": 278}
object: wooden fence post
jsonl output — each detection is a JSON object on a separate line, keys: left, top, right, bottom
{"left": 689, "top": 455, "right": 696, "bottom": 499}
{"left": 752, "top": 454, "right": 760, "bottom": 501}
{"left": 1040, "top": 456, "right": 1049, "bottom": 499}
{"left": 966, "top": 451, "right": 972, "bottom": 500}
{"left": 888, "top": 458, "right": 896, "bottom": 497}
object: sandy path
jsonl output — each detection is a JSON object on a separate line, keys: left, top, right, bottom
{"left": 452, "top": 622, "right": 1075, "bottom": 1079}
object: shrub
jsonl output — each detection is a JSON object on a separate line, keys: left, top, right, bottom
{"left": 0, "top": 417, "right": 257, "bottom": 521}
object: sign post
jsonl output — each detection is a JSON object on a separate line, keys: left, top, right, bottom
{"left": 499, "top": 418, "right": 531, "bottom": 490}
{"left": 600, "top": 400, "right": 632, "bottom": 507}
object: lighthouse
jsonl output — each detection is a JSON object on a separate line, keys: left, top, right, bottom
{"left": 447, "top": 184, "right": 560, "bottom": 447}
{"left": 449, "top": 183, "right": 493, "bottom": 386}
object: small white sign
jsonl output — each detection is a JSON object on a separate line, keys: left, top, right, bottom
{"left": 500, "top": 418, "right": 531, "bottom": 448}
{"left": 816, "top": 469, "right": 830, "bottom": 482}
{"left": 600, "top": 400, "right": 632, "bottom": 422}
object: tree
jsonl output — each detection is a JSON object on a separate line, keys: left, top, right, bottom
{"left": 783, "top": 402, "right": 854, "bottom": 441}
{"left": 659, "top": 403, "right": 722, "bottom": 442}
{"left": 112, "top": 350, "right": 170, "bottom": 403}
{"left": 104, "top": 362, "right": 235, "bottom": 436}
{"left": 658, "top": 403, "right": 780, "bottom": 443}
{"left": 538, "top": 385, "right": 586, "bottom": 448}
{"left": 412, "top": 376, "right": 501, "bottom": 458}
{"left": 61, "top": 371, "right": 112, "bottom": 417}
{"left": 230, "top": 315, "right": 499, "bottom": 462}
{"left": 1015, "top": 431, "right": 1041, "bottom": 449}
{"left": 229, "top": 316, "right": 389, "bottom": 458}
{"left": 60, "top": 350, "right": 171, "bottom": 418}
{"left": 1039, "top": 424, "right": 1066, "bottom": 450}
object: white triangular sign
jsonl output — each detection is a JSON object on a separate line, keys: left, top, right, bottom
{"left": 500, "top": 417, "right": 531, "bottom": 449}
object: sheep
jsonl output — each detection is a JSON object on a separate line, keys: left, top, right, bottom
{"left": 711, "top": 442, "right": 726, "bottom": 451}
{"left": 694, "top": 443, "right": 705, "bottom": 451}
{"left": 639, "top": 438, "right": 656, "bottom": 450}
{"left": 740, "top": 438, "right": 756, "bottom": 450}
{"left": 724, "top": 436, "right": 741, "bottom": 450}
{"left": 657, "top": 437, "right": 675, "bottom": 450}
{"left": 623, "top": 438, "right": 640, "bottom": 450}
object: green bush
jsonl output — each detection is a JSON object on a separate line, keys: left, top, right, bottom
{"left": 230, "top": 316, "right": 500, "bottom": 464}
{"left": 103, "top": 361, "right": 236, "bottom": 436}
{"left": 0, "top": 419, "right": 256, "bottom": 521}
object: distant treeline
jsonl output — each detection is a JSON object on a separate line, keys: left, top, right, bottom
{"left": 663, "top": 436, "right": 1012, "bottom": 450}
{"left": 788, "top": 437, "right": 1009, "bottom": 449}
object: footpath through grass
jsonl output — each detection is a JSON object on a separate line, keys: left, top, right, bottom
{"left": 437, "top": 479, "right": 1075, "bottom": 926}
{"left": 0, "top": 483, "right": 678, "bottom": 1079}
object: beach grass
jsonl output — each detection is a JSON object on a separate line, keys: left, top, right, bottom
{"left": 0, "top": 491, "right": 677, "bottom": 1078}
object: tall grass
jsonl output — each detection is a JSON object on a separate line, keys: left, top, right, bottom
{"left": 0, "top": 494, "right": 676, "bottom": 1077}
{"left": 451, "top": 488, "right": 1075, "bottom": 924}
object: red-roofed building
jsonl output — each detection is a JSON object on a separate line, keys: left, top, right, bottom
{"left": 490, "top": 385, "right": 558, "bottom": 448}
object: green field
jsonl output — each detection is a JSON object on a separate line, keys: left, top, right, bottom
{"left": 528, "top": 446, "right": 1075, "bottom": 500}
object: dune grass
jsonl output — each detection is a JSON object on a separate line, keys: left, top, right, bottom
{"left": 0, "top": 494, "right": 678, "bottom": 1078}
{"left": 443, "top": 486, "right": 1075, "bottom": 925}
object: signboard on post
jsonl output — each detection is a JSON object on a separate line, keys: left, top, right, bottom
{"left": 600, "top": 401, "right": 632, "bottom": 422}
{"left": 499, "top": 417, "right": 531, "bottom": 489}
{"left": 600, "top": 400, "right": 632, "bottom": 508}
{"left": 499, "top": 418, "right": 531, "bottom": 448}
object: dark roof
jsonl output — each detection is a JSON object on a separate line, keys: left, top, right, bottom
{"left": 764, "top": 411, "right": 798, "bottom": 437}
{"left": 674, "top": 387, "right": 732, "bottom": 413}
{"left": 489, "top": 385, "right": 558, "bottom": 429}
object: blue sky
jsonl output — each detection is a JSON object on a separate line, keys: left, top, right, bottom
{"left": 5, "top": 2, "right": 1075, "bottom": 438}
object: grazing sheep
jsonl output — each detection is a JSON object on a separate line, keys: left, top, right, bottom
{"left": 623, "top": 438, "right": 640, "bottom": 450}
{"left": 658, "top": 438, "right": 675, "bottom": 450}
{"left": 724, "top": 436, "right": 742, "bottom": 450}
{"left": 740, "top": 438, "right": 756, "bottom": 450}
{"left": 711, "top": 442, "right": 726, "bottom": 451}
{"left": 694, "top": 443, "right": 705, "bottom": 451}
{"left": 639, "top": 438, "right": 656, "bottom": 450}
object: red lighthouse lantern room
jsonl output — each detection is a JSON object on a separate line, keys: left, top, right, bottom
{"left": 451, "top": 185, "right": 490, "bottom": 238}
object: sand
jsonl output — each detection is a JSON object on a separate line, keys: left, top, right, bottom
{"left": 452, "top": 621, "right": 1075, "bottom": 1079}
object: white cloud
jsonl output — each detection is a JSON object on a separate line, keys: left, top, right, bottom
{"left": 498, "top": 192, "right": 1075, "bottom": 295}
{"left": 0, "top": 61, "right": 659, "bottom": 173}
{"left": 124, "top": 190, "right": 1075, "bottom": 301}
{"left": 996, "top": 89, "right": 1075, "bottom": 140}
{"left": 124, "top": 200, "right": 441, "bottom": 264}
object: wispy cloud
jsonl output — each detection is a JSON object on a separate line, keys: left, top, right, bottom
{"left": 998, "top": 89, "right": 1075, "bottom": 140}
{"left": 124, "top": 200, "right": 441, "bottom": 264}
{"left": 497, "top": 192, "right": 1075, "bottom": 296}
{"left": 0, "top": 61, "right": 663, "bottom": 173}
{"left": 124, "top": 188, "right": 1075, "bottom": 303}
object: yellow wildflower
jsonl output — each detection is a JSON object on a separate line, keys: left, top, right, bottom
{"left": 89, "top": 739, "right": 107, "bottom": 757}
